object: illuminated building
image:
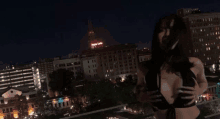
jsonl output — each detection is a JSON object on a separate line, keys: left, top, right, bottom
{"left": 87, "top": 20, "right": 105, "bottom": 49}
{"left": 0, "top": 66, "right": 41, "bottom": 92}
{"left": 82, "top": 43, "right": 138, "bottom": 80}
{"left": 177, "top": 8, "right": 220, "bottom": 69}
{"left": 0, "top": 87, "right": 37, "bottom": 119}
{"left": 47, "top": 96, "right": 72, "bottom": 109}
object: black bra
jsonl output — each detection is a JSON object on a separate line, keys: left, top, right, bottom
{"left": 145, "top": 67, "right": 196, "bottom": 119}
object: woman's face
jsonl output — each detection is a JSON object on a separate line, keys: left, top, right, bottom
{"left": 158, "top": 19, "right": 174, "bottom": 44}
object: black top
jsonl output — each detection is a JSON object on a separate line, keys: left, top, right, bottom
{"left": 145, "top": 64, "right": 196, "bottom": 119}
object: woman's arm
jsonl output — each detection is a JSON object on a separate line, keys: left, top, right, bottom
{"left": 193, "top": 58, "right": 208, "bottom": 95}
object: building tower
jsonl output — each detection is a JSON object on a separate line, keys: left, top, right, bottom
{"left": 87, "top": 20, "right": 104, "bottom": 50}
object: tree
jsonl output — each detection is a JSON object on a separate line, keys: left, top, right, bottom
{"left": 14, "top": 94, "right": 28, "bottom": 119}
{"left": 33, "top": 90, "right": 50, "bottom": 119}
{"left": 49, "top": 69, "right": 75, "bottom": 96}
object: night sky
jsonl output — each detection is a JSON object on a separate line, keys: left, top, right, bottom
{"left": 0, "top": 0, "right": 219, "bottom": 65}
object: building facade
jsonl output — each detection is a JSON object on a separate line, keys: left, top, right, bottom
{"left": 0, "top": 66, "right": 41, "bottom": 92}
{"left": 177, "top": 8, "right": 220, "bottom": 70}
{"left": 53, "top": 57, "right": 82, "bottom": 76}
{"left": 37, "top": 58, "right": 54, "bottom": 93}
{"left": 82, "top": 43, "right": 139, "bottom": 81}
{"left": 137, "top": 48, "right": 151, "bottom": 63}
{"left": 81, "top": 56, "right": 98, "bottom": 79}
{"left": 0, "top": 87, "right": 37, "bottom": 119}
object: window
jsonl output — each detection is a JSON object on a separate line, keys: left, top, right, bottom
{"left": 74, "top": 62, "right": 80, "bottom": 65}
{"left": 89, "top": 70, "right": 90, "bottom": 73}
{"left": 63, "top": 102, "right": 65, "bottom": 107}
{"left": 10, "top": 108, "right": 12, "bottom": 112}
{"left": 88, "top": 61, "right": 89, "bottom": 63}
{"left": 59, "top": 64, "right": 65, "bottom": 67}
{"left": 67, "top": 102, "right": 69, "bottom": 106}
{"left": 3, "top": 109, "right": 5, "bottom": 113}
{"left": 67, "top": 63, "right": 73, "bottom": 66}
{"left": 59, "top": 103, "right": 61, "bottom": 107}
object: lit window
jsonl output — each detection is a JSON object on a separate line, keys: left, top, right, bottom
{"left": 216, "top": 32, "right": 218, "bottom": 35}
{"left": 200, "top": 29, "right": 202, "bottom": 32}
{"left": 207, "top": 57, "right": 209, "bottom": 60}
{"left": 218, "top": 46, "right": 219, "bottom": 49}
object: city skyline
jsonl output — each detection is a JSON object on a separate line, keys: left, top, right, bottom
{"left": 0, "top": 0, "right": 218, "bottom": 64}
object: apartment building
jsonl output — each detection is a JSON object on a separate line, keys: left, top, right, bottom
{"left": 82, "top": 43, "right": 138, "bottom": 81}
{"left": 0, "top": 66, "right": 41, "bottom": 92}
{"left": 177, "top": 8, "right": 220, "bottom": 70}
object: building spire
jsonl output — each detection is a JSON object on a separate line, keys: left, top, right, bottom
{"left": 88, "top": 20, "right": 94, "bottom": 32}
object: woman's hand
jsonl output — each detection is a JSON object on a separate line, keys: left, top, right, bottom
{"left": 177, "top": 77, "right": 200, "bottom": 106}
{"left": 177, "top": 87, "right": 199, "bottom": 106}
{"left": 136, "top": 85, "right": 163, "bottom": 110}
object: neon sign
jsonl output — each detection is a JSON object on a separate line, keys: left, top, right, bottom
{"left": 91, "top": 42, "right": 103, "bottom": 49}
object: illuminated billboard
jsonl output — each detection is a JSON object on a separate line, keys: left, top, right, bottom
{"left": 91, "top": 42, "right": 103, "bottom": 49}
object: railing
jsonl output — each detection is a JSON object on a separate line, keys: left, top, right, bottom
{"left": 60, "top": 85, "right": 219, "bottom": 119}
{"left": 60, "top": 103, "right": 156, "bottom": 119}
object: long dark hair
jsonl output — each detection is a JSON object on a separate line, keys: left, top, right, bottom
{"left": 150, "top": 14, "right": 194, "bottom": 73}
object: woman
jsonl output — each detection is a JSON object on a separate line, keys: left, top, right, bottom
{"left": 136, "top": 14, "right": 208, "bottom": 119}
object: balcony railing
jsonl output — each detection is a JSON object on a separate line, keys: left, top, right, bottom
{"left": 60, "top": 104, "right": 156, "bottom": 119}
{"left": 58, "top": 84, "right": 220, "bottom": 119}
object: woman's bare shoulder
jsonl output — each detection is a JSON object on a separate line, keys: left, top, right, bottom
{"left": 189, "top": 57, "right": 202, "bottom": 63}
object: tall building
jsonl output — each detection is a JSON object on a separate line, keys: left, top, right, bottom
{"left": 177, "top": 8, "right": 220, "bottom": 69}
{"left": 87, "top": 20, "right": 105, "bottom": 49}
{"left": 37, "top": 58, "right": 54, "bottom": 93}
{"left": 0, "top": 66, "right": 41, "bottom": 92}
{"left": 82, "top": 43, "right": 138, "bottom": 81}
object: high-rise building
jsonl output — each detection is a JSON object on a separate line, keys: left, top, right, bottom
{"left": 82, "top": 43, "right": 138, "bottom": 81}
{"left": 177, "top": 8, "right": 220, "bottom": 69}
{"left": 87, "top": 20, "right": 105, "bottom": 49}
{"left": 0, "top": 66, "right": 41, "bottom": 92}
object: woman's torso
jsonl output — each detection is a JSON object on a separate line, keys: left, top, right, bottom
{"left": 154, "top": 58, "right": 200, "bottom": 119}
